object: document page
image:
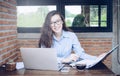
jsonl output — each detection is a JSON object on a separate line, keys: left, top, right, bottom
{"left": 75, "top": 53, "right": 107, "bottom": 68}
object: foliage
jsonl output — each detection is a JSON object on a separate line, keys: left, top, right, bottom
{"left": 17, "top": 6, "right": 49, "bottom": 27}
{"left": 72, "top": 14, "right": 86, "bottom": 27}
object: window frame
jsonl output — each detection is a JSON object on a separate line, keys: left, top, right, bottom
{"left": 17, "top": 0, "right": 113, "bottom": 33}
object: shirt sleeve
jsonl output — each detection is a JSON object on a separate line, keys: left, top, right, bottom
{"left": 72, "top": 33, "right": 97, "bottom": 60}
{"left": 72, "top": 33, "right": 84, "bottom": 56}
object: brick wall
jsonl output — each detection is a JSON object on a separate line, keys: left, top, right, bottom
{"left": 17, "top": 37, "right": 112, "bottom": 68}
{"left": 0, "top": 0, "right": 17, "bottom": 66}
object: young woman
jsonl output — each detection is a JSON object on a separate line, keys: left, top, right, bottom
{"left": 39, "top": 10, "right": 97, "bottom": 64}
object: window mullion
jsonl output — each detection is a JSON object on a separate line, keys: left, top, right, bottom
{"left": 98, "top": 5, "right": 101, "bottom": 27}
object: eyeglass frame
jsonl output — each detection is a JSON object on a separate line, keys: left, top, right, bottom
{"left": 50, "top": 19, "right": 62, "bottom": 27}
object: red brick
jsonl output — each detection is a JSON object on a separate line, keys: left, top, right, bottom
{"left": 0, "top": 31, "right": 17, "bottom": 36}
{"left": 1, "top": 6, "right": 16, "bottom": 14}
{"left": 1, "top": 1, "right": 16, "bottom": 10}
{"left": 0, "top": 13, "right": 16, "bottom": 19}
{"left": 0, "top": 38, "right": 6, "bottom": 43}
{"left": 0, "top": 20, "right": 16, "bottom": 25}
{"left": 5, "top": 0, "right": 17, "bottom": 5}
{"left": 0, "top": 0, "right": 17, "bottom": 66}
{"left": 0, "top": 25, "right": 17, "bottom": 30}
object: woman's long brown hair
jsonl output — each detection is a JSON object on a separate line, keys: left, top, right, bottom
{"left": 39, "top": 10, "right": 72, "bottom": 48}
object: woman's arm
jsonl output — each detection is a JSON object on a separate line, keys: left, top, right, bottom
{"left": 72, "top": 33, "right": 97, "bottom": 60}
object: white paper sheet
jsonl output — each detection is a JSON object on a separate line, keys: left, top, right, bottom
{"left": 16, "top": 62, "right": 24, "bottom": 69}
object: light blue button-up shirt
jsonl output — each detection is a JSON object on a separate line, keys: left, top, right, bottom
{"left": 51, "top": 30, "right": 96, "bottom": 63}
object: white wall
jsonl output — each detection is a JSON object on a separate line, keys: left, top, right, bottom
{"left": 112, "top": 0, "right": 120, "bottom": 75}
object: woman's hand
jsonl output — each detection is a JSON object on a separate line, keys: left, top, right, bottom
{"left": 62, "top": 54, "right": 79, "bottom": 63}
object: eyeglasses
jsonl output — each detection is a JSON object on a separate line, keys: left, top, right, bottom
{"left": 50, "top": 19, "right": 62, "bottom": 26}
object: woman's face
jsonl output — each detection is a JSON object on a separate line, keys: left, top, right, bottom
{"left": 50, "top": 14, "right": 63, "bottom": 34}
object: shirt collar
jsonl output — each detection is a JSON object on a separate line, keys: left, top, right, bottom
{"left": 53, "top": 30, "right": 69, "bottom": 41}
{"left": 62, "top": 30, "right": 69, "bottom": 38}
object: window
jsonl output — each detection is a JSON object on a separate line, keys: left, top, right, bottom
{"left": 65, "top": 5, "right": 107, "bottom": 27}
{"left": 17, "top": 0, "right": 112, "bottom": 33}
{"left": 17, "top": 6, "right": 56, "bottom": 27}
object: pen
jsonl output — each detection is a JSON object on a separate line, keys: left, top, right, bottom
{"left": 58, "top": 64, "right": 65, "bottom": 71}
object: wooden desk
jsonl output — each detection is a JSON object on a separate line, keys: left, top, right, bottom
{"left": 0, "top": 62, "right": 115, "bottom": 76}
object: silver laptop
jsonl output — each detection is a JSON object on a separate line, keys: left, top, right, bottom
{"left": 20, "top": 48, "right": 59, "bottom": 70}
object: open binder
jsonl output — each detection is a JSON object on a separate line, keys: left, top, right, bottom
{"left": 70, "top": 45, "right": 119, "bottom": 69}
